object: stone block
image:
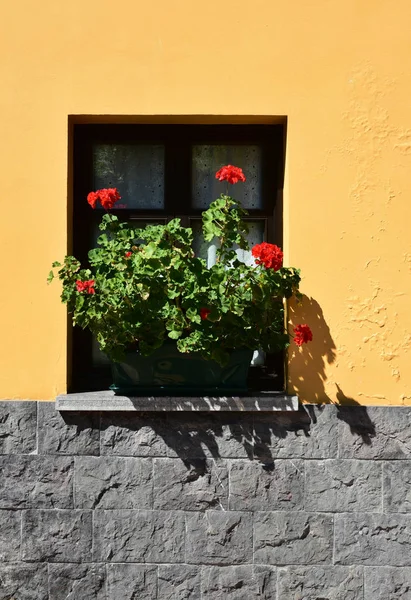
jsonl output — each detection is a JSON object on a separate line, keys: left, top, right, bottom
{"left": 201, "top": 565, "right": 277, "bottom": 599}
{"left": 335, "top": 513, "right": 411, "bottom": 565}
{"left": 158, "top": 565, "right": 201, "bottom": 599}
{"left": 0, "top": 510, "right": 21, "bottom": 561}
{"left": 106, "top": 564, "right": 157, "bottom": 599}
{"left": 278, "top": 566, "right": 364, "bottom": 599}
{"left": 166, "top": 413, "right": 253, "bottom": 459}
{"left": 37, "top": 402, "right": 100, "bottom": 455}
{"left": 0, "top": 563, "right": 48, "bottom": 600}
{"left": 21, "top": 509, "right": 92, "bottom": 563}
{"left": 383, "top": 461, "right": 411, "bottom": 512}
{"left": 253, "top": 566, "right": 278, "bottom": 600}
{"left": 0, "top": 401, "right": 37, "bottom": 455}
{"left": 100, "top": 413, "right": 169, "bottom": 457}
{"left": 0, "top": 455, "right": 73, "bottom": 509}
{"left": 93, "top": 510, "right": 185, "bottom": 563}
{"left": 253, "top": 404, "right": 339, "bottom": 460}
{"left": 305, "top": 459, "right": 382, "bottom": 512}
{"left": 229, "top": 459, "right": 304, "bottom": 511}
{"left": 74, "top": 456, "right": 153, "bottom": 509}
{"left": 153, "top": 458, "right": 228, "bottom": 511}
{"left": 338, "top": 406, "right": 411, "bottom": 459}
{"left": 48, "top": 564, "right": 106, "bottom": 600}
{"left": 364, "top": 567, "right": 411, "bottom": 599}
{"left": 186, "top": 511, "right": 252, "bottom": 565}
{"left": 254, "top": 511, "right": 333, "bottom": 565}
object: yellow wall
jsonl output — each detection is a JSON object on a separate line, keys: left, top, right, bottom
{"left": 1, "top": 0, "right": 411, "bottom": 403}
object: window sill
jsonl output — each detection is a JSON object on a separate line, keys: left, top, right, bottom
{"left": 55, "top": 391, "right": 298, "bottom": 412}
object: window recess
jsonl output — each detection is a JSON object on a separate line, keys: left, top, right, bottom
{"left": 72, "top": 124, "right": 285, "bottom": 393}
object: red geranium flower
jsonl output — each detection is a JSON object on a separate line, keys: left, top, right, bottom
{"left": 215, "top": 165, "right": 246, "bottom": 185}
{"left": 76, "top": 279, "right": 95, "bottom": 295}
{"left": 125, "top": 251, "right": 132, "bottom": 258}
{"left": 252, "top": 242, "right": 283, "bottom": 271}
{"left": 293, "top": 324, "right": 313, "bottom": 346}
{"left": 200, "top": 307, "right": 211, "bottom": 321}
{"left": 99, "top": 188, "right": 121, "bottom": 210}
{"left": 87, "top": 188, "right": 121, "bottom": 210}
{"left": 87, "top": 191, "right": 99, "bottom": 209}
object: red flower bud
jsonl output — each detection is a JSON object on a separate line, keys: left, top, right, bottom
{"left": 200, "top": 307, "right": 211, "bottom": 321}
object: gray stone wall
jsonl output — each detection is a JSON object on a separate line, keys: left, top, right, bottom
{"left": 1, "top": 401, "right": 411, "bottom": 598}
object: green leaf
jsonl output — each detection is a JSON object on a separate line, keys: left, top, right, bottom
{"left": 166, "top": 287, "right": 180, "bottom": 299}
{"left": 97, "top": 233, "right": 108, "bottom": 246}
{"left": 47, "top": 270, "right": 54, "bottom": 284}
{"left": 75, "top": 294, "right": 85, "bottom": 311}
{"left": 186, "top": 307, "right": 201, "bottom": 324}
{"left": 168, "top": 330, "right": 182, "bottom": 340}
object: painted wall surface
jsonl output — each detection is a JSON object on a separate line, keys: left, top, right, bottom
{"left": 1, "top": 0, "right": 411, "bottom": 403}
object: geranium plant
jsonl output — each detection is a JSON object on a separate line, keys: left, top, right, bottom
{"left": 49, "top": 165, "right": 312, "bottom": 366}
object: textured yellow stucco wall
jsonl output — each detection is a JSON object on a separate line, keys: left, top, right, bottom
{"left": 1, "top": 0, "right": 410, "bottom": 403}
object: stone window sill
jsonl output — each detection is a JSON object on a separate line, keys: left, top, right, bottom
{"left": 55, "top": 391, "right": 298, "bottom": 412}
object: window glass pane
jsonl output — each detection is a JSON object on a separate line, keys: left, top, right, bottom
{"left": 92, "top": 144, "right": 165, "bottom": 209}
{"left": 192, "top": 145, "right": 262, "bottom": 209}
{"left": 191, "top": 219, "right": 265, "bottom": 267}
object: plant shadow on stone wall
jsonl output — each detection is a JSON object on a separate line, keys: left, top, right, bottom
{"left": 288, "top": 295, "right": 375, "bottom": 444}
{"left": 97, "top": 295, "right": 376, "bottom": 471}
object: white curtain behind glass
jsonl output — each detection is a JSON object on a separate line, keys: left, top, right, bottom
{"left": 93, "top": 144, "right": 165, "bottom": 210}
{"left": 192, "top": 145, "right": 262, "bottom": 209}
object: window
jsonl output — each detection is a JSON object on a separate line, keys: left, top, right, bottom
{"left": 72, "top": 124, "right": 285, "bottom": 392}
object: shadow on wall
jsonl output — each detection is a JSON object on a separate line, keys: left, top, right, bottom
{"left": 288, "top": 295, "right": 337, "bottom": 404}
{"left": 288, "top": 295, "right": 376, "bottom": 444}
{"left": 77, "top": 295, "right": 375, "bottom": 472}
{"left": 98, "top": 405, "right": 375, "bottom": 472}
{"left": 99, "top": 409, "right": 315, "bottom": 467}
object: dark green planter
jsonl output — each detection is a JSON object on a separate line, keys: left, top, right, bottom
{"left": 110, "top": 342, "right": 253, "bottom": 396}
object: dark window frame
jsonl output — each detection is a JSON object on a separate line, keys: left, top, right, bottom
{"left": 71, "top": 123, "right": 285, "bottom": 392}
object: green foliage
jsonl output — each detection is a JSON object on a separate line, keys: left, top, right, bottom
{"left": 49, "top": 194, "right": 301, "bottom": 364}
